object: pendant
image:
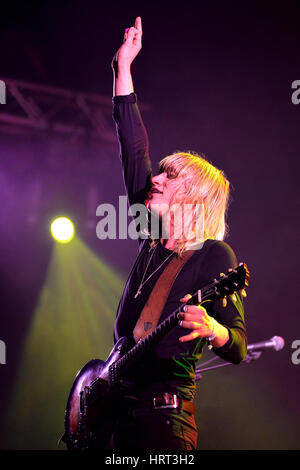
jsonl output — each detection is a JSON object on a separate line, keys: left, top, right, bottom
{"left": 134, "top": 288, "right": 141, "bottom": 299}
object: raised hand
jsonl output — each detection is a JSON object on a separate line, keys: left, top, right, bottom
{"left": 112, "top": 16, "right": 143, "bottom": 70}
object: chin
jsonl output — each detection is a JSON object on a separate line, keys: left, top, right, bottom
{"left": 148, "top": 201, "right": 169, "bottom": 218}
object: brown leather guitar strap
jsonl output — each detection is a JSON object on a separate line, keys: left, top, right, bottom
{"left": 133, "top": 249, "right": 195, "bottom": 343}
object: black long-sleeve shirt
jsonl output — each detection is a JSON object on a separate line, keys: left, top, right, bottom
{"left": 112, "top": 93, "right": 247, "bottom": 401}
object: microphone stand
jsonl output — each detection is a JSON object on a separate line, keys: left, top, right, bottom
{"left": 195, "top": 350, "right": 263, "bottom": 381}
{"left": 196, "top": 335, "right": 285, "bottom": 380}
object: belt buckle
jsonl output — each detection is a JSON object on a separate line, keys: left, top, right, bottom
{"left": 152, "top": 393, "right": 178, "bottom": 409}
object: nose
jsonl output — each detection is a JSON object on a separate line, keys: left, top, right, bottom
{"left": 152, "top": 172, "right": 167, "bottom": 186}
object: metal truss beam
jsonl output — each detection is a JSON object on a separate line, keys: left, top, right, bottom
{"left": 0, "top": 77, "right": 149, "bottom": 142}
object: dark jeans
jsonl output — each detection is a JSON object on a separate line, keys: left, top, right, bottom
{"left": 110, "top": 403, "right": 198, "bottom": 450}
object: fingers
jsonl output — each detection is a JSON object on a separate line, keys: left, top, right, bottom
{"left": 178, "top": 304, "right": 206, "bottom": 317}
{"left": 123, "top": 27, "right": 142, "bottom": 49}
{"left": 178, "top": 304, "right": 212, "bottom": 342}
{"left": 124, "top": 27, "right": 135, "bottom": 43}
{"left": 179, "top": 319, "right": 202, "bottom": 330}
{"left": 135, "top": 16, "right": 142, "bottom": 33}
{"left": 179, "top": 311, "right": 206, "bottom": 322}
{"left": 180, "top": 294, "right": 192, "bottom": 303}
{"left": 178, "top": 310, "right": 207, "bottom": 331}
{"left": 180, "top": 331, "right": 200, "bottom": 343}
{"left": 124, "top": 18, "right": 142, "bottom": 45}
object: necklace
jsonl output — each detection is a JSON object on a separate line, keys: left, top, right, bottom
{"left": 134, "top": 243, "right": 175, "bottom": 299}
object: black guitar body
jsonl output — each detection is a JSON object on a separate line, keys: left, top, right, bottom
{"left": 63, "top": 337, "right": 128, "bottom": 450}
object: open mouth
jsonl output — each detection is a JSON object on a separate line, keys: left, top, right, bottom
{"left": 151, "top": 188, "right": 163, "bottom": 195}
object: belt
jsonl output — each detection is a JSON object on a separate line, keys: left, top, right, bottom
{"left": 125, "top": 392, "right": 195, "bottom": 414}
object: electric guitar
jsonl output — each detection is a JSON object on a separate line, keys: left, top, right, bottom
{"left": 62, "top": 262, "right": 249, "bottom": 450}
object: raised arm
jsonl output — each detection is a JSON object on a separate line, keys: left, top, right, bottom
{"left": 112, "top": 17, "right": 153, "bottom": 216}
{"left": 112, "top": 16, "right": 142, "bottom": 96}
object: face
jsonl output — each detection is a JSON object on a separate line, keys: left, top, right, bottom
{"left": 147, "top": 171, "right": 180, "bottom": 216}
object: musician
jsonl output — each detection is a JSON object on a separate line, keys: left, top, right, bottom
{"left": 110, "top": 17, "right": 247, "bottom": 450}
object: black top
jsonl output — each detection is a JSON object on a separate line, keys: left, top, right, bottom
{"left": 112, "top": 93, "right": 247, "bottom": 401}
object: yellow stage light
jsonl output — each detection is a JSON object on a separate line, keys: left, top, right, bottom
{"left": 50, "top": 217, "right": 75, "bottom": 243}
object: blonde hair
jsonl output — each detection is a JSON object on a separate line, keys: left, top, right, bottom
{"left": 150, "top": 151, "right": 230, "bottom": 255}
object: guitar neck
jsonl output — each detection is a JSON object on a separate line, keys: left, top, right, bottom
{"left": 109, "top": 307, "right": 181, "bottom": 385}
{"left": 109, "top": 285, "right": 213, "bottom": 385}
